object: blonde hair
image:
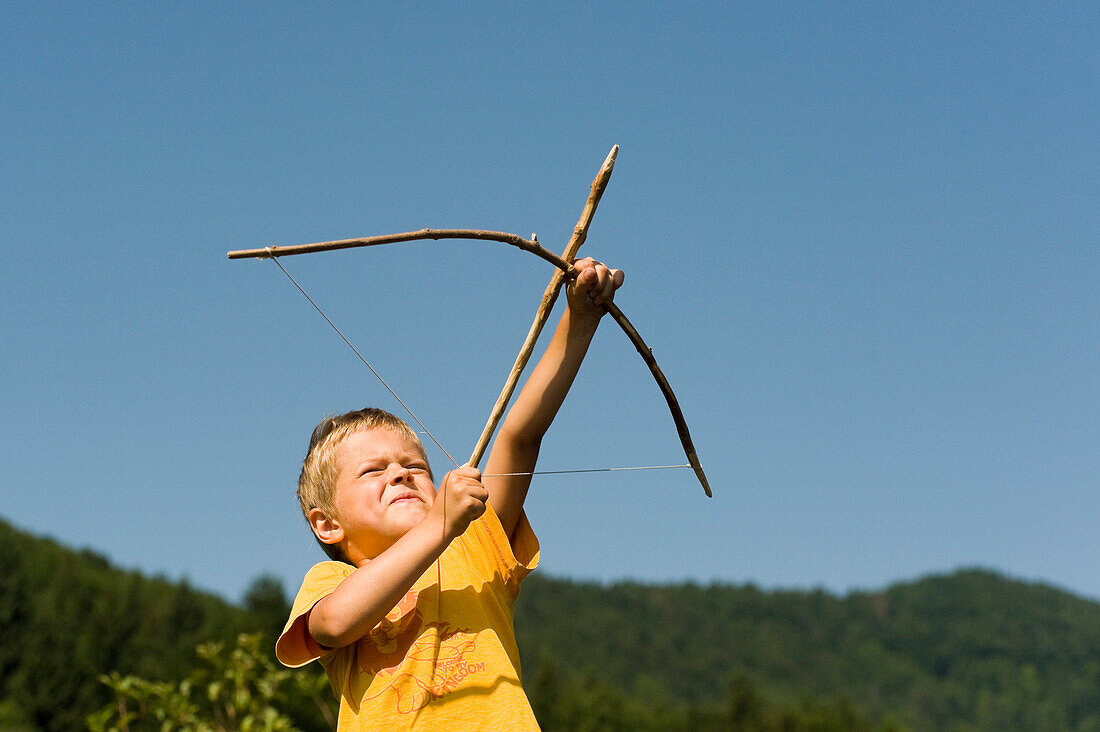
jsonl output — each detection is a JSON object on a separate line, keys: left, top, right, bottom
{"left": 298, "top": 407, "right": 431, "bottom": 561}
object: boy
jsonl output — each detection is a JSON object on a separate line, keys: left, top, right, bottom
{"left": 276, "top": 258, "right": 624, "bottom": 728}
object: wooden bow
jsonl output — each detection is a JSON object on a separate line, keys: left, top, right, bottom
{"left": 228, "top": 146, "right": 711, "bottom": 497}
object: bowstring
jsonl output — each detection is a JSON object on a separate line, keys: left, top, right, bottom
{"left": 266, "top": 250, "right": 459, "bottom": 470}
{"left": 482, "top": 464, "right": 691, "bottom": 477}
{"left": 263, "top": 251, "right": 695, "bottom": 639}
{"left": 263, "top": 252, "right": 694, "bottom": 480}
{"left": 266, "top": 251, "right": 458, "bottom": 627}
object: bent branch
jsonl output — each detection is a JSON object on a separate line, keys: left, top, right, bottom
{"left": 226, "top": 152, "right": 711, "bottom": 498}
{"left": 228, "top": 229, "right": 576, "bottom": 276}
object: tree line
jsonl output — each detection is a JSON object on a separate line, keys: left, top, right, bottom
{"left": 2, "top": 517, "right": 1099, "bottom": 730}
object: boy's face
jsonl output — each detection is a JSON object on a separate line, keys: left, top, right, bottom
{"left": 326, "top": 426, "right": 436, "bottom": 564}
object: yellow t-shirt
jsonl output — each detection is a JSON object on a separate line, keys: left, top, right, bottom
{"left": 276, "top": 504, "right": 540, "bottom": 730}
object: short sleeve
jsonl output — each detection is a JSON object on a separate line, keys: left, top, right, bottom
{"left": 463, "top": 504, "right": 540, "bottom": 599}
{"left": 275, "top": 561, "right": 354, "bottom": 668}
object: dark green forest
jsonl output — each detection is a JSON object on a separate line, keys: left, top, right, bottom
{"left": 3, "top": 516, "right": 1099, "bottom": 730}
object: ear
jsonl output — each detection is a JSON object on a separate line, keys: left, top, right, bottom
{"left": 308, "top": 508, "right": 345, "bottom": 546}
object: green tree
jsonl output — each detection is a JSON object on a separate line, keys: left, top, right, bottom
{"left": 89, "top": 633, "right": 334, "bottom": 732}
{"left": 242, "top": 575, "right": 291, "bottom": 646}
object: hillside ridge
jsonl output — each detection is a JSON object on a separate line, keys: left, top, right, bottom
{"left": 4, "top": 516, "right": 1099, "bottom": 730}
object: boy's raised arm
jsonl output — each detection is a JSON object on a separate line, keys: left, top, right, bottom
{"left": 484, "top": 258, "right": 624, "bottom": 539}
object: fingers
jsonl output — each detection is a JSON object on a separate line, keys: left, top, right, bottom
{"left": 571, "top": 257, "right": 624, "bottom": 307}
{"left": 452, "top": 465, "right": 482, "bottom": 481}
{"left": 442, "top": 466, "right": 487, "bottom": 501}
{"left": 438, "top": 467, "right": 488, "bottom": 536}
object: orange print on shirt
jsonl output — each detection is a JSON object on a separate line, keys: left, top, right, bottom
{"left": 358, "top": 591, "right": 487, "bottom": 716}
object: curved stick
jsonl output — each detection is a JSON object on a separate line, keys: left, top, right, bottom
{"left": 227, "top": 172, "right": 711, "bottom": 497}
{"left": 603, "top": 301, "right": 712, "bottom": 497}
{"left": 228, "top": 229, "right": 575, "bottom": 274}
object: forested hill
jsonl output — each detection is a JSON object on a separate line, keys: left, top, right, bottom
{"left": 3, "top": 516, "right": 1100, "bottom": 731}
{"left": 515, "top": 570, "right": 1100, "bottom": 728}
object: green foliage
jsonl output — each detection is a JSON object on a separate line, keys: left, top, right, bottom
{"left": 4, "top": 515, "right": 1100, "bottom": 730}
{"left": 0, "top": 697, "right": 36, "bottom": 731}
{"left": 242, "top": 575, "right": 292, "bottom": 645}
{"left": 0, "top": 520, "right": 334, "bottom": 731}
{"left": 0, "top": 519, "right": 247, "bottom": 730}
{"left": 515, "top": 570, "right": 1100, "bottom": 730}
{"left": 88, "top": 633, "right": 328, "bottom": 732}
{"left": 525, "top": 660, "right": 896, "bottom": 731}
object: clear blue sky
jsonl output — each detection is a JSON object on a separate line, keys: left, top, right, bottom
{"left": 3, "top": 2, "right": 1098, "bottom": 605}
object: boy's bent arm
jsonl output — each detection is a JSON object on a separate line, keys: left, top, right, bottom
{"left": 485, "top": 259, "right": 623, "bottom": 538}
{"left": 307, "top": 516, "right": 447, "bottom": 649}
{"left": 308, "top": 468, "right": 486, "bottom": 649}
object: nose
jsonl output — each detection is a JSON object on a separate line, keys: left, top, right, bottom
{"left": 390, "top": 466, "right": 412, "bottom": 484}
